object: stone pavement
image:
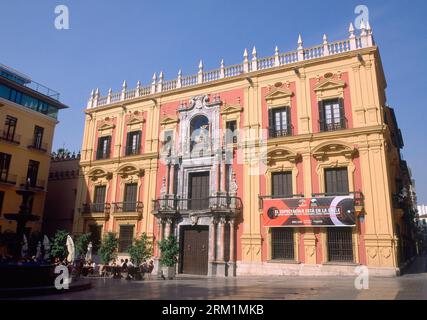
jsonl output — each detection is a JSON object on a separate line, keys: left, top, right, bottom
{"left": 17, "top": 255, "right": 427, "bottom": 300}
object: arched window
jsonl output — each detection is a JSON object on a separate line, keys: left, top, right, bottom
{"left": 189, "top": 115, "right": 209, "bottom": 154}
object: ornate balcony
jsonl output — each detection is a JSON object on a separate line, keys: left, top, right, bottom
{"left": 319, "top": 117, "right": 348, "bottom": 132}
{"left": 81, "top": 203, "right": 111, "bottom": 221}
{"left": 268, "top": 125, "right": 293, "bottom": 138}
{"left": 152, "top": 194, "right": 242, "bottom": 216}
{"left": 112, "top": 201, "right": 144, "bottom": 220}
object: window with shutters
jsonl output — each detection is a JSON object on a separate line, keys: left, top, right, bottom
{"left": 93, "top": 185, "right": 106, "bottom": 212}
{"left": 26, "top": 160, "right": 39, "bottom": 187}
{"left": 2, "top": 115, "right": 18, "bottom": 142}
{"left": 0, "top": 152, "right": 11, "bottom": 183}
{"left": 96, "top": 136, "right": 111, "bottom": 160}
{"left": 325, "top": 167, "right": 349, "bottom": 195}
{"left": 319, "top": 99, "right": 346, "bottom": 132}
{"left": 225, "top": 120, "right": 237, "bottom": 144}
{"left": 272, "top": 172, "right": 293, "bottom": 198}
{"left": 89, "top": 224, "right": 102, "bottom": 253}
{"left": 125, "top": 131, "right": 141, "bottom": 156}
{"left": 119, "top": 225, "right": 134, "bottom": 252}
{"left": 269, "top": 107, "right": 292, "bottom": 138}
{"left": 271, "top": 228, "right": 295, "bottom": 260}
{"left": 123, "top": 183, "right": 138, "bottom": 212}
{"left": 0, "top": 191, "right": 4, "bottom": 216}
{"left": 32, "top": 126, "right": 44, "bottom": 150}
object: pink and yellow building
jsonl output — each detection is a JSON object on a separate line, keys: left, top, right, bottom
{"left": 73, "top": 22, "right": 417, "bottom": 277}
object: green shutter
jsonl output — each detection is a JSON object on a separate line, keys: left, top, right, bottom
{"left": 318, "top": 101, "right": 325, "bottom": 132}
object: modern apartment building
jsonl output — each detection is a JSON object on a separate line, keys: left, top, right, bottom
{"left": 0, "top": 64, "right": 68, "bottom": 235}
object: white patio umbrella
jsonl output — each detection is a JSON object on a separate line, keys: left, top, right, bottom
{"left": 21, "top": 234, "right": 28, "bottom": 259}
{"left": 85, "top": 241, "right": 93, "bottom": 262}
{"left": 35, "top": 241, "right": 42, "bottom": 261}
{"left": 66, "top": 235, "right": 75, "bottom": 263}
{"left": 43, "top": 235, "right": 51, "bottom": 261}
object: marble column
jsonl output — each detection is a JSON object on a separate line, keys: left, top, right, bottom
{"left": 164, "top": 218, "right": 172, "bottom": 238}
{"left": 218, "top": 217, "right": 226, "bottom": 262}
{"left": 229, "top": 219, "right": 235, "bottom": 263}
{"left": 209, "top": 218, "right": 217, "bottom": 262}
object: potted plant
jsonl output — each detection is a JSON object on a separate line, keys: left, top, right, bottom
{"left": 75, "top": 233, "right": 91, "bottom": 259}
{"left": 127, "top": 233, "right": 152, "bottom": 280}
{"left": 158, "top": 236, "right": 179, "bottom": 279}
{"left": 98, "top": 232, "right": 118, "bottom": 265}
{"left": 51, "top": 230, "right": 69, "bottom": 261}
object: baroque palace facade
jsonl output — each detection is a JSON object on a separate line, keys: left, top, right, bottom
{"left": 73, "top": 21, "right": 417, "bottom": 277}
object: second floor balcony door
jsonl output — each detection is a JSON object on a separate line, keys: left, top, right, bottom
{"left": 189, "top": 172, "right": 209, "bottom": 210}
{"left": 272, "top": 172, "right": 292, "bottom": 198}
{"left": 93, "top": 185, "right": 106, "bottom": 212}
{"left": 123, "top": 183, "right": 137, "bottom": 212}
{"left": 325, "top": 167, "right": 349, "bottom": 195}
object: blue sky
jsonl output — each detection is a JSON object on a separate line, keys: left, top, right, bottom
{"left": 1, "top": 0, "right": 426, "bottom": 203}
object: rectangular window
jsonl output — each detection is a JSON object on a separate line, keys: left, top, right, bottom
{"left": 123, "top": 183, "right": 138, "bottom": 212}
{"left": 3, "top": 115, "right": 17, "bottom": 141}
{"left": 88, "top": 224, "right": 102, "bottom": 254}
{"left": 325, "top": 168, "right": 349, "bottom": 195}
{"left": 225, "top": 120, "right": 237, "bottom": 144}
{"left": 26, "top": 160, "right": 39, "bottom": 187}
{"left": 272, "top": 172, "right": 293, "bottom": 197}
{"left": 93, "top": 185, "right": 106, "bottom": 212}
{"left": 271, "top": 228, "right": 295, "bottom": 260}
{"left": 163, "top": 130, "right": 174, "bottom": 154}
{"left": 269, "top": 107, "right": 291, "bottom": 138}
{"left": 96, "top": 136, "right": 111, "bottom": 160}
{"left": 32, "top": 126, "right": 44, "bottom": 150}
{"left": 327, "top": 227, "right": 354, "bottom": 262}
{"left": 125, "top": 131, "right": 141, "bottom": 156}
{"left": 119, "top": 225, "right": 134, "bottom": 252}
{"left": 319, "top": 99, "right": 346, "bottom": 132}
{"left": 0, "top": 152, "right": 11, "bottom": 182}
{"left": 0, "top": 191, "right": 4, "bottom": 216}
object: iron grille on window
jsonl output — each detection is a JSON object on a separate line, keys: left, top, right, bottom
{"left": 119, "top": 225, "right": 134, "bottom": 252}
{"left": 319, "top": 99, "right": 347, "bottom": 132}
{"left": 125, "top": 131, "right": 141, "bottom": 156}
{"left": 327, "top": 228, "right": 354, "bottom": 262}
{"left": 271, "top": 228, "right": 295, "bottom": 260}
{"left": 96, "top": 136, "right": 111, "bottom": 160}
{"left": 268, "top": 107, "right": 292, "bottom": 138}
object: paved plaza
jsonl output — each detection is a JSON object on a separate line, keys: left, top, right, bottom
{"left": 16, "top": 255, "right": 427, "bottom": 300}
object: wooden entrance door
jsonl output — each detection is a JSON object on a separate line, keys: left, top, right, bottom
{"left": 180, "top": 226, "right": 209, "bottom": 275}
{"left": 188, "top": 172, "right": 210, "bottom": 210}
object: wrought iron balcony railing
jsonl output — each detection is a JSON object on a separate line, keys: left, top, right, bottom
{"left": 0, "top": 131, "right": 20, "bottom": 144}
{"left": 19, "top": 177, "right": 45, "bottom": 190}
{"left": 152, "top": 195, "right": 242, "bottom": 212}
{"left": 112, "top": 201, "right": 144, "bottom": 213}
{"left": 82, "top": 203, "right": 111, "bottom": 214}
{"left": 311, "top": 192, "right": 364, "bottom": 207}
{"left": 96, "top": 151, "right": 110, "bottom": 160}
{"left": 124, "top": 145, "right": 141, "bottom": 157}
{"left": 319, "top": 117, "right": 348, "bottom": 132}
{"left": 0, "top": 172, "right": 17, "bottom": 185}
{"left": 268, "top": 125, "right": 293, "bottom": 138}
{"left": 27, "top": 139, "right": 48, "bottom": 152}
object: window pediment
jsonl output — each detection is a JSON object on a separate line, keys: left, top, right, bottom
{"left": 126, "top": 111, "right": 145, "bottom": 126}
{"left": 220, "top": 104, "right": 243, "bottom": 115}
{"left": 97, "top": 117, "right": 116, "bottom": 131}
{"left": 88, "top": 168, "right": 112, "bottom": 181}
{"left": 314, "top": 79, "right": 346, "bottom": 92}
{"left": 265, "top": 87, "right": 293, "bottom": 106}
{"left": 267, "top": 147, "right": 300, "bottom": 164}
{"left": 312, "top": 142, "right": 357, "bottom": 161}
{"left": 160, "top": 115, "right": 179, "bottom": 126}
